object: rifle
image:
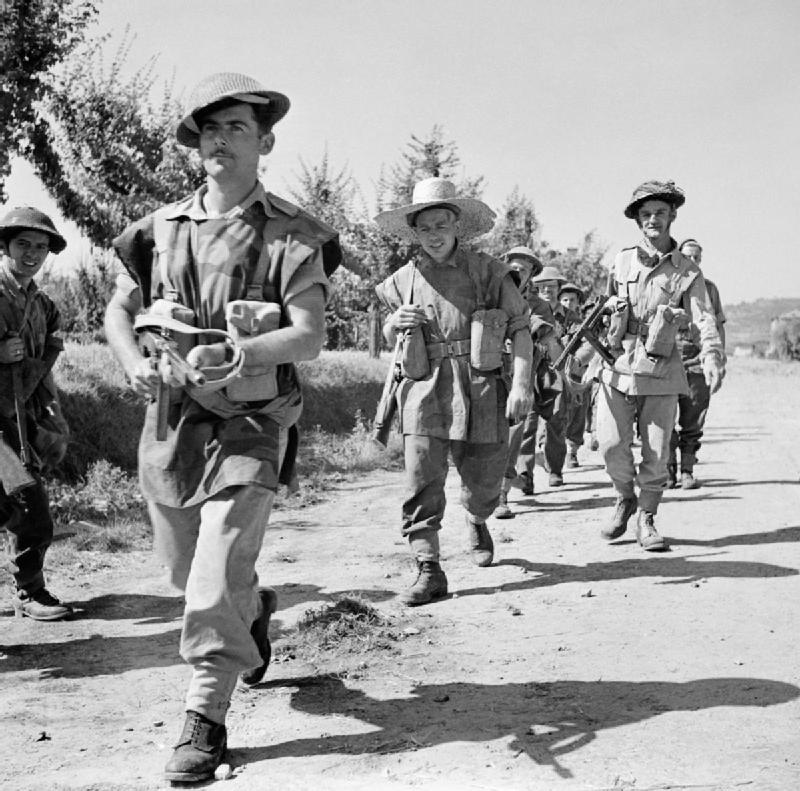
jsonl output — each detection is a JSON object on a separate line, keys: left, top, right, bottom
{"left": 137, "top": 330, "right": 207, "bottom": 441}
{"left": 553, "top": 298, "right": 616, "bottom": 372}
{"left": 372, "top": 334, "right": 403, "bottom": 447}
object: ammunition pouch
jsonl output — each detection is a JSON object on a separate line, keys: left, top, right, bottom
{"left": 606, "top": 304, "right": 629, "bottom": 349}
{"left": 470, "top": 308, "right": 508, "bottom": 371}
{"left": 224, "top": 300, "right": 282, "bottom": 401}
{"left": 643, "top": 305, "right": 687, "bottom": 357}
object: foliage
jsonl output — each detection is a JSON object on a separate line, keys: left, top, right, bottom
{"left": 0, "top": 0, "right": 97, "bottom": 202}
{"left": 40, "top": 248, "right": 119, "bottom": 340}
{"left": 376, "top": 124, "right": 484, "bottom": 211}
{"left": 29, "top": 30, "right": 201, "bottom": 245}
{"left": 537, "top": 230, "right": 610, "bottom": 302}
{"left": 480, "top": 186, "right": 540, "bottom": 259}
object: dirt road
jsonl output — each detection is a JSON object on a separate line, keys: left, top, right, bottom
{"left": 2, "top": 358, "right": 800, "bottom": 791}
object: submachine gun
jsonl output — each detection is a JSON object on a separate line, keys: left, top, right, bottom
{"left": 552, "top": 298, "right": 616, "bottom": 374}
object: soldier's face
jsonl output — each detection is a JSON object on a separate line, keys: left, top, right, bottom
{"left": 507, "top": 257, "right": 533, "bottom": 290}
{"left": 412, "top": 207, "right": 459, "bottom": 263}
{"left": 681, "top": 244, "right": 702, "bottom": 265}
{"left": 198, "top": 103, "right": 274, "bottom": 182}
{"left": 538, "top": 280, "right": 559, "bottom": 305}
{"left": 636, "top": 200, "right": 676, "bottom": 242}
{"left": 561, "top": 293, "right": 579, "bottom": 312}
{"left": 2, "top": 230, "right": 51, "bottom": 282}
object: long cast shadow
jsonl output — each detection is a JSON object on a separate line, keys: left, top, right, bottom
{"left": 232, "top": 674, "right": 799, "bottom": 779}
{"left": 669, "top": 525, "right": 800, "bottom": 549}
{"left": 452, "top": 555, "right": 797, "bottom": 599}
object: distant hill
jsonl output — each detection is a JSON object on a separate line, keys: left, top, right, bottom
{"left": 724, "top": 297, "right": 800, "bottom": 352}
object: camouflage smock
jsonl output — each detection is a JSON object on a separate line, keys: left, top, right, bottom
{"left": 375, "top": 246, "right": 529, "bottom": 444}
{"left": 0, "top": 261, "right": 62, "bottom": 422}
{"left": 113, "top": 182, "right": 339, "bottom": 507}
{"left": 602, "top": 241, "right": 723, "bottom": 396}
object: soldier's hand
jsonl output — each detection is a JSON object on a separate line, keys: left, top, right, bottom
{"left": 0, "top": 336, "right": 24, "bottom": 364}
{"left": 604, "top": 295, "right": 627, "bottom": 314}
{"left": 391, "top": 304, "right": 428, "bottom": 333}
{"left": 506, "top": 384, "right": 533, "bottom": 423}
{"left": 186, "top": 342, "right": 228, "bottom": 369}
{"left": 703, "top": 354, "right": 725, "bottom": 394}
{"left": 127, "top": 357, "right": 160, "bottom": 399}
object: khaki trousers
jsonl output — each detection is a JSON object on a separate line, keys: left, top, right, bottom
{"left": 149, "top": 484, "right": 275, "bottom": 723}
{"left": 596, "top": 383, "right": 678, "bottom": 513}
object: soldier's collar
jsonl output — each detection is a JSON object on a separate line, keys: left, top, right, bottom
{"left": 167, "top": 182, "right": 278, "bottom": 221}
{"left": 637, "top": 238, "right": 679, "bottom": 269}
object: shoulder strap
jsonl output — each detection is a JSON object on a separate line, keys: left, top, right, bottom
{"left": 152, "top": 208, "right": 181, "bottom": 300}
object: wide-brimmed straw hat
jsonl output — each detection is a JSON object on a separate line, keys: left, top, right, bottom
{"left": 531, "top": 265, "right": 566, "bottom": 284}
{"left": 624, "top": 180, "right": 685, "bottom": 219}
{"left": 0, "top": 207, "right": 66, "bottom": 254}
{"left": 177, "top": 72, "right": 291, "bottom": 148}
{"left": 504, "top": 246, "right": 543, "bottom": 276}
{"left": 374, "top": 177, "right": 496, "bottom": 242}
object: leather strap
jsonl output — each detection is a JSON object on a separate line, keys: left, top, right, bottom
{"left": 426, "top": 338, "right": 471, "bottom": 359}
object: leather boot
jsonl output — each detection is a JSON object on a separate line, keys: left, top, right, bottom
{"left": 400, "top": 561, "right": 448, "bottom": 606}
{"left": 493, "top": 478, "right": 514, "bottom": 519}
{"left": 164, "top": 710, "right": 227, "bottom": 783}
{"left": 600, "top": 496, "right": 638, "bottom": 540}
{"left": 566, "top": 441, "right": 579, "bottom": 468}
{"left": 635, "top": 509, "right": 668, "bottom": 551}
{"left": 514, "top": 469, "right": 534, "bottom": 496}
{"left": 12, "top": 589, "right": 73, "bottom": 621}
{"left": 681, "top": 470, "right": 700, "bottom": 490}
{"left": 667, "top": 463, "right": 678, "bottom": 489}
{"left": 467, "top": 516, "right": 494, "bottom": 567}
{"left": 241, "top": 587, "right": 278, "bottom": 686}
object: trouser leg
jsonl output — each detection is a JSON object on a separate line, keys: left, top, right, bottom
{"left": 636, "top": 394, "right": 679, "bottom": 513}
{"left": 566, "top": 391, "right": 588, "bottom": 447}
{"left": 148, "top": 484, "right": 275, "bottom": 724}
{"left": 542, "top": 407, "right": 567, "bottom": 474}
{"left": 402, "top": 434, "right": 449, "bottom": 560}
{"left": 504, "top": 420, "right": 524, "bottom": 480}
{"left": 677, "top": 372, "right": 711, "bottom": 471}
{"left": 2, "top": 478, "right": 53, "bottom": 596}
{"left": 452, "top": 438, "right": 508, "bottom": 523}
{"left": 597, "top": 383, "right": 637, "bottom": 499}
{"left": 518, "top": 408, "right": 540, "bottom": 476}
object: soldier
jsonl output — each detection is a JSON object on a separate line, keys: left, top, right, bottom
{"left": 374, "top": 177, "right": 532, "bottom": 605}
{"left": 0, "top": 207, "right": 71, "bottom": 620}
{"left": 668, "top": 238, "right": 727, "bottom": 489}
{"left": 514, "top": 265, "right": 580, "bottom": 492}
{"left": 104, "top": 72, "right": 341, "bottom": 782}
{"left": 597, "top": 180, "right": 724, "bottom": 551}
{"left": 559, "top": 282, "right": 590, "bottom": 468}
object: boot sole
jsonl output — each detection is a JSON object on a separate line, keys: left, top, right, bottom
{"left": 13, "top": 607, "right": 73, "bottom": 621}
{"left": 402, "top": 589, "right": 448, "bottom": 607}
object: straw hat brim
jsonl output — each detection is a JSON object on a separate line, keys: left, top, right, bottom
{"left": 374, "top": 197, "right": 496, "bottom": 242}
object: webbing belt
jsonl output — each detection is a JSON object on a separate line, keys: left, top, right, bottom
{"left": 426, "top": 338, "right": 471, "bottom": 359}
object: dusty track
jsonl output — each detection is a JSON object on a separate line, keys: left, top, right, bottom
{"left": 2, "top": 358, "right": 800, "bottom": 791}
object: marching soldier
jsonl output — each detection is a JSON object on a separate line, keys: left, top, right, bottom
{"left": 374, "top": 177, "right": 532, "bottom": 604}
{"left": 597, "top": 180, "right": 724, "bottom": 551}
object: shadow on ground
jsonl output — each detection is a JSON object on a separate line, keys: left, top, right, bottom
{"left": 232, "top": 674, "right": 799, "bottom": 780}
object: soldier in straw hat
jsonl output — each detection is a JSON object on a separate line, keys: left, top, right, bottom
{"left": 597, "top": 180, "right": 724, "bottom": 552}
{"left": 374, "top": 177, "right": 533, "bottom": 605}
{"left": 0, "top": 207, "right": 71, "bottom": 621}
{"left": 105, "top": 72, "right": 342, "bottom": 782}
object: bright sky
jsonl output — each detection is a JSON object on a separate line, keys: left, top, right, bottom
{"left": 6, "top": 0, "right": 799, "bottom": 304}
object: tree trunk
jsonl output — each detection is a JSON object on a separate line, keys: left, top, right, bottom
{"left": 368, "top": 302, "right": 382, "bottom": 358}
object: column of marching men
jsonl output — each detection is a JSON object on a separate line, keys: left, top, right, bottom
{"left": 0, "top": 69, "right": 726, "bottom": 784}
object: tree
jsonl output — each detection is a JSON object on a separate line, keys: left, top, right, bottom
{"left": 0, "top": 0, "right": 97, "bottom": 202}
{"left": 29, "top": 33, "right": 200, "bottom": 245}
{"left": 539, "top": 230, "right": 609, "bottom": 300}
{"left": 480, "top": 186, "right": 540, "bottom": 259}
{"left": 376, "top": 125, "right": 484, "bottom": 211}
